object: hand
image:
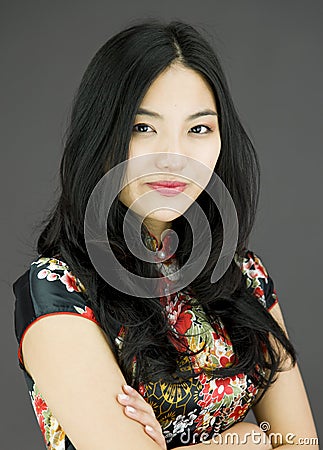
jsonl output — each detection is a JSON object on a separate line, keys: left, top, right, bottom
{"left": 117, "top": 384, "right": 167, "bottom": 450}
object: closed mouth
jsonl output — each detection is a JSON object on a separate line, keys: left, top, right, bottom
{"left": 146, "top": 181, "right": 187, "bottom": 188}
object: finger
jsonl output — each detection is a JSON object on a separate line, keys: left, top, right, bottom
{"left": 124, "top": 406, "right": 165, "bottom": 440}
{"left": 124, "top": 405, "right": 157, "bottom": 428}
{"left": 117, "top": 393, "right": 154, "bottom": 416}
{"left": 145, "top": 425, "right": 167, "bottom": 450}
{"left": 117, "top": 385, "right": 167, "bottom": 449}
{"left": 118, "top": 387, "right": 155, "bottom": 418}
{"left": 123, "top": 406, "right": 166, "bottom": 450}
{"left": 122, "top": 384, "right": 147, "bottom": 403}
{"left": 122, "top": 384, "right": 149, "bottom": 405}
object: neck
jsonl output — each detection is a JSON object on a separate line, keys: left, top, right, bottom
{"left": 143, "top": 219, "right": 172, "bottom": 249}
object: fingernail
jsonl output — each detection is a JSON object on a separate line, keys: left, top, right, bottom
{"left": 126, "top": 405, "right": 136, "bottom": 414}
{"left": 118, "top": 393, "right": 129, "bottom": 401}
{"left": 145, "top": 425, "right": 154, "bottom": 433}
{"left": 123, "top": 384, "right": 134, "bottom": 393}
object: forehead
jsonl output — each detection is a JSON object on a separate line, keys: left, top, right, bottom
{"left": 138, "top": 64, "right": 216, "bottom": 112}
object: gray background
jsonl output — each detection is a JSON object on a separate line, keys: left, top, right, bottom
{"left": 1, "top": 0, "right": 322, "bottom": 447}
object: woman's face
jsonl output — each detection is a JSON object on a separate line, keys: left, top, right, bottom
{"left": 119, "top": 63, "right": 221, "bottom": 239}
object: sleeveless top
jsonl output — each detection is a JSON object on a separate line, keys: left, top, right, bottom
{"left": 13, "top": 231, "right": 279, "bottom": 449}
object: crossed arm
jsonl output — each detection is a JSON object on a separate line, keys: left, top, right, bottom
{"left": 115, "top": 302, "right": 319, "bottom": 449}
{"left": 22, "top": 302, "right": 319, "bottom": 450}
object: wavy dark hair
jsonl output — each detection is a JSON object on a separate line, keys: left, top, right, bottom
{"left": 34, "top": 18, "right": 297, "bottom": 405}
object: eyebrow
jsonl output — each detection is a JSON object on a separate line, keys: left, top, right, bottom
{"left": 135, "top": 107, "right": 218, "bottom": 121}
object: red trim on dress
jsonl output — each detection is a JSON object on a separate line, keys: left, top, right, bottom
{"left": 18, "top": 310, "right": 100, "bottom": 368}
{"left": 267, "top": 294, "right": 279, "bottom": 312}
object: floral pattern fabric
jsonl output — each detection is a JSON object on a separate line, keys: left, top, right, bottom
{"left": 13, "top": 232, "right": 278, "bottom": 449}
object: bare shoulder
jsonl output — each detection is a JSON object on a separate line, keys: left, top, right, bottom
{"left": 22, "top": 314, "right": 160, "bottom": 450}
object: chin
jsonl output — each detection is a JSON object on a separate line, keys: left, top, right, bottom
{"left": 147, "top": 210, "right": 182, "bottom": 223}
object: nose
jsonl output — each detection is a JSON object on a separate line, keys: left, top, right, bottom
{"left": 155, "top": 141, "right": 187, "bottom": 172}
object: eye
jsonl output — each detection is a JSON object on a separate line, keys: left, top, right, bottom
{"left": 189, "top": 125, "right": 212, "bottom": 134}
{"left": 132, "top": 123, "right": 154, "bottom": 133}
{"left": 132, "top": 123, "right": 213, "bottom": 135}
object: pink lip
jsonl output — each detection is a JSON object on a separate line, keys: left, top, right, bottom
{"left": 147, "top": 181, "right": 187, "bottom": 188}
{"left": 146, "top": 182, "right": 187, "bottom": 197}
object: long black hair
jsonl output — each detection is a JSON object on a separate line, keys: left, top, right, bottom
{"left": 34, "top": 18, "right": 296, "bottom": 405}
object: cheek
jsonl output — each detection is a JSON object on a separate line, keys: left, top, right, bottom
{"left": 119, "top": 180, "right": 140, "bottom": 207}
{"left": 119, "top": 177, "right": 132, "bottom": 205}
{"left": 128, "top": 139, "right": 150, "bottom": 159}
{"left": 118, "top": 186, "right": 127, "bottom": 205}
{"left": 197, "top": 138, "right": 221, "bottom": 172}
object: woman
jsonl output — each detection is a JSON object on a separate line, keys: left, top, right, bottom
{"left": 13, "top": 18, "right": 318, "bottom": 450}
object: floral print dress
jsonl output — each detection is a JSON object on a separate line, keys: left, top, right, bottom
{"left": 13, "top": 231, "right": 278, "bottom": 449}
